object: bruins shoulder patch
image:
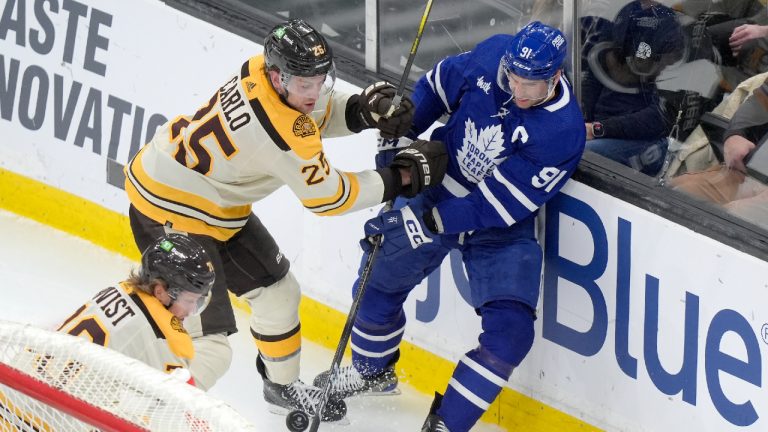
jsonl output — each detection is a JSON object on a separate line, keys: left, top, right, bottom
{"left": 170, "top": 317, "right": 188, "bottom": 334}
{"left": 293, "top": 114, "right": 317, "bottom": 137}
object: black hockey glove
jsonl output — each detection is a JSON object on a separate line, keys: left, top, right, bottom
{"left": 390, "top": 140, "right": 448, "bottom": 198}
{"left": 345, "top": 81, "right": 415, "bottom": 139}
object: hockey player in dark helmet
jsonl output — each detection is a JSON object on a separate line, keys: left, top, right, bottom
{"left": 57, "top": 234, "right": 216, "bottom": 385}
{"left": 263, "top": 19, "right": 336, "bottom": 115}
{"left": 139, "top": 234, "right": 215, "bottom": 320}
{"left": 125, "top": 15, "right": 448, "bottom": 424}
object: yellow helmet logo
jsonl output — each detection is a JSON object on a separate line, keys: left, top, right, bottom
{"left": 311, "top": 44, "right": 326, "bottom": 56}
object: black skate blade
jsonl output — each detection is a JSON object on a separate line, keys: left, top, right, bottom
{"left": 267, "top": 405, "right": 351, "bottom": 426}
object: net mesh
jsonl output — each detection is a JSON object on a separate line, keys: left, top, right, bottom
{"left": 0, "top": 320, "right": 258, "bottom": 431}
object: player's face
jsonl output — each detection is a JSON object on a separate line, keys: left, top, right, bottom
{"left": 506, "top": 71, "right": 557, "bottom": 109}
{"left": 167, "top": 290, "right": 204, "bottom": 320}
{"left": 284, "top": 75, "right": 326, "bottom": 114}
{"left": 269, "top": 69, "right": 334, "bottom": 114}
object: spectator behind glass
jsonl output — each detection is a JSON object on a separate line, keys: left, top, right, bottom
{"left": 670, "top": 77, "right": 768, "bottom": 230}
{"left": 677, "top": 0, "right": 768, "bottom": 93}
{"left": 582, "top": 0, "right": 685, "bottom": 176}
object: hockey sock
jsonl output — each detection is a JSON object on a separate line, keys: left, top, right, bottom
{"left": 439, "top": 346, "right": 513, "bottom": 432}
{"left": 350, "top": 311, "right": 405, "bottom": 377}
{"left": 438, "top": 300, "right": 535, "bottom": 431}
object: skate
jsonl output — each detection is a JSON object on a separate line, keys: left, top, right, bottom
{"left": 257, "top": 355, "right": 347, "bottom": 423}
{"left": 421, "top": 392, "right": 450, "bottom": 432}
{"left": 313, "top": 364, "right": 400, "bottom": 399}
{"left": 262, "top": 376, "right": 348, "bottom": 422}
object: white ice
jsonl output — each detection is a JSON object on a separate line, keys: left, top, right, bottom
{"left": 0, "top": 210, "right": 501, "bottom": 432}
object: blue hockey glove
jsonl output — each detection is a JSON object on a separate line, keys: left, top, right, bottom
{"left": 361, "top": 206, "right": 440, "bottom": 259}
{"left": 375, "top": 135, "right": 413, "bottom": 169}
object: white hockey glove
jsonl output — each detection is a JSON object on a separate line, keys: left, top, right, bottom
{"left": 168, "top": 367, "right": 196, "bottom": 386}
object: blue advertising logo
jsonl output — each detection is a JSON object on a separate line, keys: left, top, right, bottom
{"left": 542, "top": 193, "right": 762, "bottom": 427}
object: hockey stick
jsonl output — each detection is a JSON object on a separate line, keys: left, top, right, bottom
{"left": 313, "top": 232, "right": 383, "bottom": 432}
{"left": 285, "top": 4, "right": 434, "bottom": 430}
{"left": 385, "top": 0, "right": 435, "bottom": 117}
{"left": 285, "top": 231, "right": 384, "bottom": 432}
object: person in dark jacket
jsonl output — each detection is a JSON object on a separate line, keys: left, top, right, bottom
{"left": 582, "top": 0, "right": 684, "bottom": 175}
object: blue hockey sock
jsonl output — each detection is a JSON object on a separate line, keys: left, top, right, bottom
{"left": 438, "top": 301, "right": 535, "bottom": 431}
{"left": 351, "top": 312, "right": 405, "bottom": 377}
{"left": 438, "top": 346, "right": 513, "bottom": 432}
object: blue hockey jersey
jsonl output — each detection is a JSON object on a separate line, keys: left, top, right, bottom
{"left": 410, "top": 34, "right": 586, "bottom": 234}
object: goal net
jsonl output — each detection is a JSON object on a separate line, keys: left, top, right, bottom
{"left": 0, "top": 320, "right": 258, "bottom": 431}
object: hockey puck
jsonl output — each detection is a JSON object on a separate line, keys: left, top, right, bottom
{"left": 285, "top": 410, "right": 310, "bottom": 432}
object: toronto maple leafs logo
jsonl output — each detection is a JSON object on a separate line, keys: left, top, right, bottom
{"left": 457, "top": 119, "right": 505, "bottom": 183}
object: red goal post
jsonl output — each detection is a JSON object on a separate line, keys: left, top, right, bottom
{"left": 0, "top": 320, "right": 258, "bottom": 431}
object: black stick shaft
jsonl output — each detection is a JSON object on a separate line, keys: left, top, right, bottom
{"left": 308, "top": 234, "right": 383, "bottom": 431}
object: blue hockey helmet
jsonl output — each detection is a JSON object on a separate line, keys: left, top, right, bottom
{"left": 501, "top": 21, "right": 567, "bottom": 81}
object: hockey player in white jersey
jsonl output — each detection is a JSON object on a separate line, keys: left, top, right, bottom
{"left": 314, "top": 22, "right": 586, "bottom": 431}
{"left": 124, "top": 19, "right": 447, "bottom": 422}
{"left": 58, "top": 234, "right": 214, "bottom": 383}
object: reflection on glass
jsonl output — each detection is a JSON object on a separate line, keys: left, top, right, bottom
{"left": 581, "top": 1, "right": 685, "bottom": 177}
{"left": 379, "top": 0, "right": 532, "bottom": 82}
{"left": 256, "top": 0, "right": 366, "bottom": 58}
{"left": 655, "top": 0, "right": 768, "bottom": 230}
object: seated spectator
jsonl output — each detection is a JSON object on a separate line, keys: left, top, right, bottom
{"left": 674, "top": 0, "right": 768, "bottom": 92}
{"left": 661, "top": 71, "right": 768, "bottom": 179}
{"left": 669, "top": 77, "right": 768, "bottom": 229}
{"left": 582, "top": 0, "right": 685, "bottom": 176}
{"left": 57, "top": 234, "right": 214, "bottom": 385}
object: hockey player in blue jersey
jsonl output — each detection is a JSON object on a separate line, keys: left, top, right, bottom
{"left": 314, "top": 22, "right": 585, "bottom": 431}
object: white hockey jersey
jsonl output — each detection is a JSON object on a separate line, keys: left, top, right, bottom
{"left": 125, "top": 55, "right": 385, "bottom": 240}
{"left": 58, "top": 282, "right": 193, "bottom": 373}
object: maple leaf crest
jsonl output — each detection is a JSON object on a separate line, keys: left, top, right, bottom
{"left": 457, "top": 119, "right": 505, "bottom": 183}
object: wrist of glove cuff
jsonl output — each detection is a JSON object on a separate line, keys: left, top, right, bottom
{"left": 345, "top": 94, "right": 372, "bottom": 133}
{"left": 377, "top": 166, "right": 404, "bottom": 203}
{"left": 422, "top": 208, "right": 444, "bottom": 234}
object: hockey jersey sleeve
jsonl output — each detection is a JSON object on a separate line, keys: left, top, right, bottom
{"left": 313, "top": 89, "right": 358, "bottom": 139}
{"left": 265, "top": 138, "right": 386, "bottom": 216}
{"left": 433, "top": 116, "right": 585, "bottom": 234}
{"left": 410, "top": 52, "right": 473, "bottom": 137}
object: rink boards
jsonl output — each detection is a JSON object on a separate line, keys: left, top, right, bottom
{"left": 2, "top": 0, "right": 768, "bottom": 430}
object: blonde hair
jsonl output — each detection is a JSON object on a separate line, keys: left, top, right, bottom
{"left": 126, "top": 268, "right": 165, "bottom": 296}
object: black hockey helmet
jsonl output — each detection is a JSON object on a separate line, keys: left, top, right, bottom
{"left": 264, "top": 19, "right": 333, "bottom": 77}
{"left": 140, "top": 234, "right": 215, "bottom": 301}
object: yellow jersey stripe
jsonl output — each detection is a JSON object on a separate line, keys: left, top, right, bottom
{"left": 301, "top": 173, "right": 346, "bottom": 209}
{"left": 127, "top": 147, "right": 252, "bottom": 222}
{"left": 125, "top": 180, "right": 239, "bottom": 241}
{"left": 241, "top": 55, "right": 323, "bottom": 160}
{"left": 0, "top": 390, "right": 54, "bottom": 432}
{"left": 130, "top": 285, "right": 194, "bottom": 360}
{"left": 314, "top": 172, "right": 361, "bottom": 216}
{"left": 251, "top": 326, "right": 302, "bottom": 360}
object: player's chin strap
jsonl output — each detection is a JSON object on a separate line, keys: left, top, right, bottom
{"left": 162, "top": 285, "right": 180, "bottom": 310}
{"left": 530, "top": 76, "right": 558, "bottom": 107}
